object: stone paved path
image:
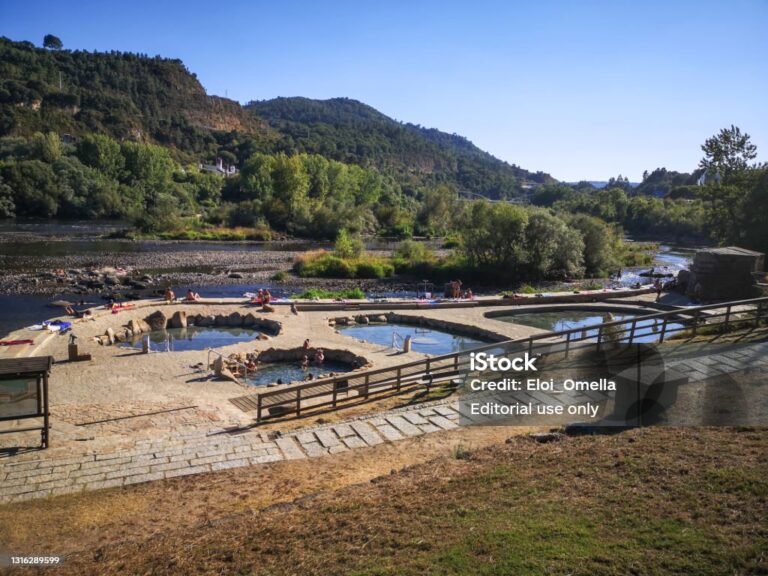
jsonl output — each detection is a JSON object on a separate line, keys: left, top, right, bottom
{"left": 0, "top": 399, "right": 463, "bottom": 504}
{"left": 2, "top": 339, "right": 765, "bottom": 505}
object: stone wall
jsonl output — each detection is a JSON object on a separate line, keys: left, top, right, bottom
{"left": 94, "top": 309, "right": 282, "bottom": 346}
{"left": 328, "top": 312, "right": 508, "bottom": 342}
{"left": 255, "top": 347, "right": 370, "bottom": 369}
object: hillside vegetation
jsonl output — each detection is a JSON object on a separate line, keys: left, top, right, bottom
{"left": 248, "top": 96, "right": 554, "bottom": 197}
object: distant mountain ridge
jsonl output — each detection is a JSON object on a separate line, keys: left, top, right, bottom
{"left": 0, "top": 36, "right": 553, "bottom": 198}
{"left": 248, "top": 97, "right": 554, "bottom": 197}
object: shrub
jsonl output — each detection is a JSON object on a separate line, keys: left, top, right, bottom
{"left": 334, "top": 228, "right": 364, "bottom": 259}
{"left": 272, "top": 270, "right": 288, "bottom": 281}
{"left": 293, "top": 288, "right": 365, "bottom": 300}
{"left": 356, "top": 259, "right": 394, "bottom": 279}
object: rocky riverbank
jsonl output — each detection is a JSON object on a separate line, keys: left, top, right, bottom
{"left": 0, "top": 242, "right": 418, "bottom": 299}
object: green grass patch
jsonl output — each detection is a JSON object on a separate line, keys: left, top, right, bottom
{"left": 291, "top": 287, "right": 366, "bottom": 300}
{"left": 124, "top": 225, "right": 273, "bottom": 241}
{"left": 293, "top": 250, "right": 394, "bottom": 279}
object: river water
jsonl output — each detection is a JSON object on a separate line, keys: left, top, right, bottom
{"left": 0, "top": 221, "right": 696, "bottom": 336}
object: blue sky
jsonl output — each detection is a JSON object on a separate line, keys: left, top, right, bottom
{"left": 1, "top": 0, "right": 766, "bottom": 181}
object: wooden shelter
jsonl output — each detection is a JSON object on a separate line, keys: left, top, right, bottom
{"left": 686, "top": 246, "right": 764, "bottom": 301}
{"left": 0, "top": 356, "right": 53, "bottom": 449}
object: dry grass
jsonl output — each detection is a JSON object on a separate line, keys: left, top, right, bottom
{"left": 2, "top": 427, "right": 766, "bottom": 575}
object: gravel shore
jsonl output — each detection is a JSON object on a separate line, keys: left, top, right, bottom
{"left": 0, "top": 234, "right": 417, "bottom": 297}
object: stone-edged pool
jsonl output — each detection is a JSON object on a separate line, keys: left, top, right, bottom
{"left": 120, "top": 326, "right": 261, "bottom": 352}
{"left": 337, "top": 323, "right": 487, "bottom": 355}
{"left": 245, "top": 361, "right": 354, "bottom": 387}
{"left": 492, "top": 309, "right": 685, "bottom": 343}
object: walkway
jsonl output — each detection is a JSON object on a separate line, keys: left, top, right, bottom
{"left": 0, "top": 398, "right": 462, "bottom": 504}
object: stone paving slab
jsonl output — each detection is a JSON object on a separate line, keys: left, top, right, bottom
{"left": 1, "top": 398, "right": 466, "bottom": 504}
{"left": 2, "top": 336, "right": 765, "bottom": 504}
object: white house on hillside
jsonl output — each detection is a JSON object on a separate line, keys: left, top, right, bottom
{"left": 199, "top": 157, "right": 237, "bottom": 177}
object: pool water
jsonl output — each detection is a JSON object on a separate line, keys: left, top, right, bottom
{"left": 121, "top": 326, "right": 260, "bottom": 352}
{"left": 337, "top": 323, "right": 486, "bottom": 355}
{"left": 496, "top": 310, "right": 684, "bottom": 343}
{"left": 246, "top": 360, "right": 353, "bottom": 387}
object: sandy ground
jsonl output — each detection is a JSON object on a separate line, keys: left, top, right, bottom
{"left": 0, "top": 296, "right": 662, "bottom": 455}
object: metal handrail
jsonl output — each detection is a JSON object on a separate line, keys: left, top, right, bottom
{"left": 253, "top": 296, "right": 768, "bottom": 422}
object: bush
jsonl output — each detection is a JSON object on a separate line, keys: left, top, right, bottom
{"left": 294, "top": 287, "right": 366, "bottom": 300}
{"left": 292, "top": 250, "right": 393, "bottom": 279}
{"left": 272, "top": 270, "right": 288, "bottom": 281}
{"left": 355, "top": 259, "right": 394, "bottom": 279}
{"left": 334, "top": 228, "right": 364, "bottom": 259}
{"left": 294, "top": 252, "right": 356, "bottom": 278}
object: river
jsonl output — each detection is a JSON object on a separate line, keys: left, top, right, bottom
{"left": 0, "top": 221, "right": 696, "bottom": 336}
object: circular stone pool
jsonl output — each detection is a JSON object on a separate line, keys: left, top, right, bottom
{"left": 121, "top": 326, "right": 261, "bottom": 352}
{"left": 245, "top": 361, "right": 354, "bottom": 387}
{"left": 493, "top": 309, "right": 683, "bottom": 343}
{"left": 337, "top": 323, "right": 487, "bottom": 355}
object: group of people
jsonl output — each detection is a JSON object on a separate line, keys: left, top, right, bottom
{"left": 163, "top": 288, "right": 202, "bottom": 303}
{"left": 250, "top": 289, "right": 273, "bottom": 306}
{"left": 300, "top": 338, "right": 325, "bottom": 370}
{"left": 446, "top": 279, "right": 474, "bottom": 300}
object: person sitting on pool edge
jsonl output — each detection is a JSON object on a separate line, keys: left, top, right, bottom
{"left": 185, "top": 289, "right": 201, "bottom": 302}
{"left": 164, "top": 287, "right": 176, "bottom": 303}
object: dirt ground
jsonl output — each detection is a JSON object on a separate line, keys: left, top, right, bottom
{"left": 0, "top": 425, "right": 519, "bottom": 560}
{"left": 2, "top": 426, "right": 765, "bottom": 575}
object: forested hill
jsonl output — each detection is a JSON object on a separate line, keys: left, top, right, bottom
{"left": 0, "top": 37, "right": 274, "bottom": 158}
{"left": 0, "top": 36, "right": 552, "bottom": 200}
{"left": 248, "top": 97, "right": 554, "bottom": 197}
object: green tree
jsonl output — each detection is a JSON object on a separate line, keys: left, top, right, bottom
{"left": 567, "top": 213, "right": 620, "bottom": 277}
{"left": 43, "top": 34, "right": 63, "bottom": 50}
{"left": 31, "top": 132, "right": 62, "bottom": 163}
{"left": 416, "top": 185, "right": 457, "bottom": 236}
{"left": 77, "top": 134, "right": 124, "bottom": 179}
{"left": 700, "top": 125, "right": 758, "bottom": 180}
{"left": 334, "top": 228, "right": 364, "bottom": 259}
{"left": 0, "top": 176, "right": 15, "bottom": 218}
{"left": 460, "top": 201, "right": 528, "bottom": 271}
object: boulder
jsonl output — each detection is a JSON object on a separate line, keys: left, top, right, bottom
{"left": 214, "top": 314, "right": 228, "bottom": 326}
{"left": 257, "top": 333, "right": 270, "bottom": 341}
{"left": 169, "top": 310, "right": 187, "bottom": 329}
{"left": 196, "top": 315, "right": 215, "bottom": 327}
{"left": 227, "top": 312, "right": 243, "bottom": 326}
{"left": 105, "top": 275, "right": 119, "bottom": 286}
{"left": 355, "top": 315, "right": 370, "bottom": 324}
{"left": 262, "top": 304, "right": 275, "bottom": 313}
{"left": 228, "top": 272, "right": 245, "bottom": 279}
{"left": 145, "top": 310, "right": 167, "bottom": 331}
{"left": 242, "top": 313, "right": 258, "bottom": 327}
{"left": 373, "top": 315, "right": 388, "bottom": 323}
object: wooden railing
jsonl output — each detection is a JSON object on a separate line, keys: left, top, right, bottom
{"left": 253, "top": 297, "right": 768, "bottom": 423}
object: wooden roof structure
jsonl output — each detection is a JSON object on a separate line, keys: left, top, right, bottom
{"left": 0, "top": 356, "right": 53, "bottom": 378}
